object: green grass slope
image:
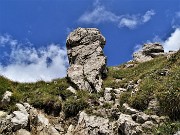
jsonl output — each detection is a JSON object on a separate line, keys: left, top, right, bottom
{"left": 0, "top": 50, "right": 179, "bottom": 134}
{"left": 104, "top": 51, "right": 180, "bottom": 120}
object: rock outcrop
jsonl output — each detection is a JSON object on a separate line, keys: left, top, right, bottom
{"left": 1, "top": 91, "right": 12, "bottom": 106}
{"left": 66, "top": 27, "right": 107, "bottom": 92}
{"left": 68, "top": 111, "right": 115, "bottom": 135}
{"left": 133, "top": 43, "right": 164, "bottom": 62}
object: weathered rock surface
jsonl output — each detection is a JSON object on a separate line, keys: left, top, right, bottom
{"left": 66, "top": 27, "right": 107, "bottom": 92}
{"left": 16, "top": 129, "right": 31, "bottom": 135}
{"left": 69, "top": 111, "right": 115, "bottom": 135}
{"left": 1, "top": 91, "right": 12, "bottom": 106}
{"left": 133, "top": 43, "right": 164, "bottom": 62}
{"left": 0, "top": 103, "right": 60, "bottom": 135}
{"left": 11, "top": 103, "right": 29, "bottom": 131}
{"left": 174, "top": 131, "right": 180, "bottom": 135}
{"left": 118, "top": 113, "right": 143, "bottom": 135}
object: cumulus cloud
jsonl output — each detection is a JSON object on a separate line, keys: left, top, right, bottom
{"left": 0, "top": 34, "right": 68, "bottom": 82}
{"left": 78, "top": 2, "right": 155, "bottom": 29}
{"left": 134, "top": 28, "right": 180, "bottom": 53}
{"left": 163, "top": 28, "right": 180, "bottom": 52}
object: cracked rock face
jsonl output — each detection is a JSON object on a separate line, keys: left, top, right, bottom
{"left": 66, "top": 28, "right": 107, "bottom": 92}
{"left": 133, "top": 43, "right": 164, "bottom": 62}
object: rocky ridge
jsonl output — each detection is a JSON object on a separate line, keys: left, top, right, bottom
{"left": 0, "top": 87, "right": 168, "bottom": 135}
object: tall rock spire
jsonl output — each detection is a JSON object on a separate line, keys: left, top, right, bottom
{"left": 66, "top": 28, "right": 107, "bottom": 92}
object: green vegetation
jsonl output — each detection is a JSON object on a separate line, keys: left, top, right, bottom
{"left": 104, "top": 51, "right": 180, "bottom": 121}
{"left": 0, "top": 77, "right": 70, "bottom": 115}
{"left": 63, "top": 98, "right": 89, "bottom": 118}
{"left": 153, "top": 121, "right": 180, "bottom": 135}
{"left": 0, "top": 50, "right": 179, "bottom": 133}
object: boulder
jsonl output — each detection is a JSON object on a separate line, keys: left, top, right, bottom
{"left": 122, "top": 103, "right": 139, "bottom": 114}
{"left": 132, "top": 112, "right": 150, "bottom": 124}
{"left": 29, "top": 107, "right": 60, "bottom": 135}
{"left": 117, "top": 113, "right": 142, "bottom": 135}
{"left": 142, "top": 121, "right": 156, "bottom": 129}
{"left": 104, "top": 88, "right": 113, "bottom": 101}
{"left": 11, "top": 103, "right": 29, "bottom": 131}
{"left": 174, "top": 131, "right": 180, "bottom": 135}
{"left": 16, "top": 129, "right": 31, "bottom": 135}
{"left": 66, "top": 27, "right": 107, "bottom": 92}
{"left": 66, "top": 86, "right": 76, "bottom": 94}
{"left": 1, "top": 91, "right": 12, "bottom": 105}
{"left": 0, "top": 111, "right": 7, "bottom": 118}
{"left": 71, "top": 111, "right": 115, "bottom": 135}
{"left": 133, "top": 43, "right": 164, "bottom": 62}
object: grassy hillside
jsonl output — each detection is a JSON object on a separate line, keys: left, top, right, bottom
{"left": 0, "top": 50, "right": 179, "bottom": 134}
{"left": 104, "top": 50, "right": 180, "bottom": 120}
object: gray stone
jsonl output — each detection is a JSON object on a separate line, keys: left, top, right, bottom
{"left": 104, "top": 93, "right": 112, "bottom": 101}
{"left": 0, "top": 111, "right": 7, "bottom": 118}
{"left": 71, "top": 111, "right": 115, "bottom": 135}
{"left": 122, "top": 103, "right": 139, "bottom": 114}
{"left": 66, "top": 124, "right": 75, "bottom": 135}
{"left": 117, "top": 113, "right": 142, "bottom": 135}
{"left": 36, "top": 113, "right": 49, "bottom": 126}
{"left": 11, "top": 111, "right": 28, "bottom": 130}
{"left": 66, "top": 28, "right": 107, "bottom": 92}
{"left": 147, "top": 98, "right": 159, "bottom": 112}
{"left": 134, "top": 112, "right": 150, "bottom": 124}
{"left": 11, "top": 103, "right": 29, "bottom": 130}
{"left": 1, "top": 91, "right": 12, "bottom": 105}
{"left": 16, "top": 129, "right": 31, "bottom": 135}
{"left": 142, "top": 121, "right": 156, "bottom": 129}
{"left": 174, "top": 131, "right": 180, "bottom": 135}
{"left": 29, "top": 107, "right": 60, "bottom": 135}
{"left": 125, "top": 64, "right": 134, "bottom": 68}
{"left": 66, "top": 86, "right": 76, "bottom": 94}
{"left": 104, "top": 88, "right": 113, "bottom": 101}
{"left": 133, "top": 43, "right": 164, "bottom": 62}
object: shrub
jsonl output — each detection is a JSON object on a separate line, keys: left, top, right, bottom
{"left": 0, "top": 76, "right": 12, "bottom": 100}
{"left": 157, "top": 90, "right": 180, "bottom": 120}
{"left": 119, "top": 92, "right": 131, "bottom": 106}
{"left": 153, "top": 121, "right": 180, "bottom": 135}
{"left": 59, "top": 89, "right": 74, "bottom": 100}
{"left": 129, "top": 92, "right": 150, "bottom": 111}
{"left": 44, "top": 100, "right": 62, "bottom": 116}
{"left": 63, "top": 98, "right": 89, "bottom": 118}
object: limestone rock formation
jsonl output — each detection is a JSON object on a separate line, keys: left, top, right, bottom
{"left": 67, "top": 111, "right": 116, "bottom": 135}
{"left": 133, "top": 43, "right": 164, "bottom": 62}
{"left": 66, "top": 27, "right": 107, "bottom": 92}
{"left": 1, "top": 91, "right": 12, "bottom": 106}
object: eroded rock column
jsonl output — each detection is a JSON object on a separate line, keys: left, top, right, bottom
{"left": 66, "top": 28, "right": 107, "bottom": 92}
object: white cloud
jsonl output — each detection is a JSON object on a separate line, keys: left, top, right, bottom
{"left": 118, "top": 10, "right": 155, "bottom": 29}
{"left": 0, "top": 34, "right": 68, "bottom": 82}
{"left": 163, "top": 28, "right": 180, "bottom": 52}
{"left": 118, "top": 17, "right": 138, "bottom": 29}
{"left": 142, "top": 10, "right": 156, "bottom": 23}
{"left": 134, "top": 28, "right": 180, "bottom": 53}
{"left": 78, "top": 6, "right": 120, "bottom": 24}
{"left": 78, "top": 2, "right": 155, "bottom": 29}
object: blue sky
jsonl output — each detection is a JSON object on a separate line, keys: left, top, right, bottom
{"left": 0, "top": 0, "right": 180, "bottom": 82}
